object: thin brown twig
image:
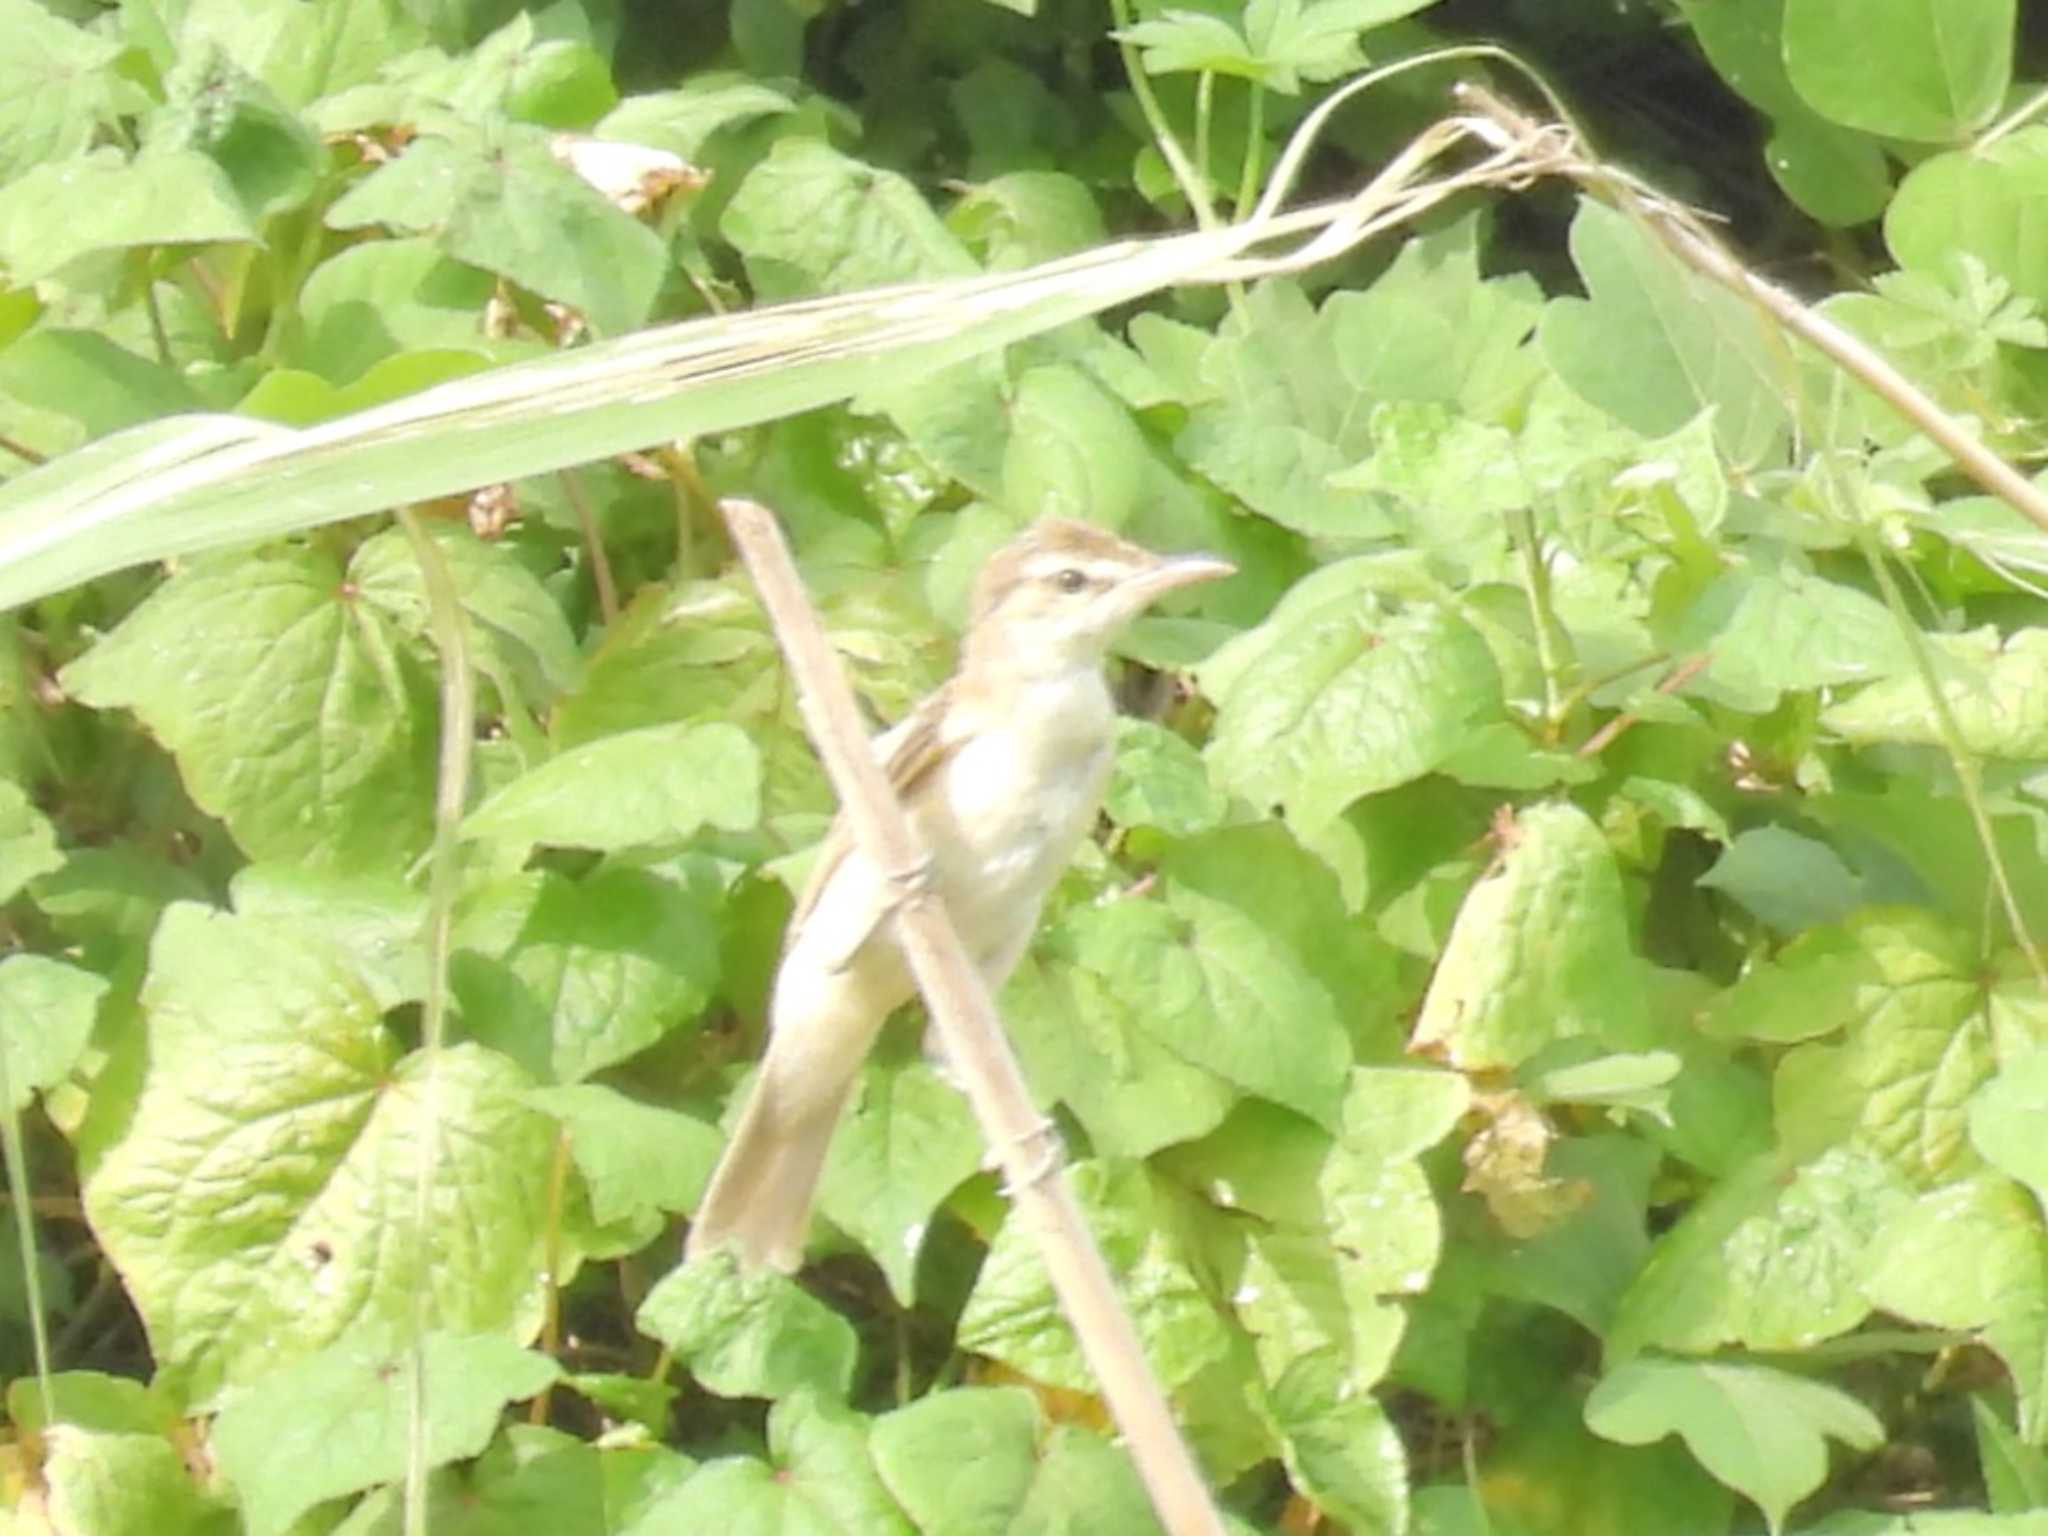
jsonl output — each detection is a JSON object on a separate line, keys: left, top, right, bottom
{"left": 719, "top": 497, "right": 1228, "bottom": 1536}
{"left": 1576, "top": 653, "right": 1713, "bottom": 758}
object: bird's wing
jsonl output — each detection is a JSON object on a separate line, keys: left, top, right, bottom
{"left": 783, "top": 679, "right": 959, "bottom": 941}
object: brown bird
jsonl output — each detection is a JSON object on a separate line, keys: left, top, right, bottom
{"left": 686, "top": 517, "right": 1234, "bottom": 1272}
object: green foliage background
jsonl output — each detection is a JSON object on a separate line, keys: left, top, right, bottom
{"left": 4, "top": 0, "right": 2048, "bottom": 1532}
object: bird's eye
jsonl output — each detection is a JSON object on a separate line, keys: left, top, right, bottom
{"left": 1054, "top": 567, "right": 1089, "bottom": 593}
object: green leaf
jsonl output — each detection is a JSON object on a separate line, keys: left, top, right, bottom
{"left": 871, "top": 1387, "right": 1044, "bottom": 1533}
{"left": 83, "top": 905, "right": 554, "bottom": 1399}
{"left": 1968, "top": 1050, "right": 2048, "bottom": 1216}
{"left": 1585, "top": 1357, "right": 1883, "bottom": 1534}
{"left": 1697, "top": 924, "right": 1882, "bottom": 1044}
{"left": 1782, "top": 0, "right": 2012, "bottom": 141}
{"left": 1200, "top": 571, "right": 1504, "bottom": 841}
{"left": 212, "top": 1329, "right": 558, "bottom": 1536}
{"left": 463, "top": 722, "right": 763, "bottom": 854}
{"left": 0, "top": 146, "right": 257, "bottom": 283}
{"left": 326, "top": 123, "right": 667, "bottom": 336}
{"left": 1001, "top": 937, "right": 1238, "bottom": 1159}
{"left": 289, "top": 237, "right": 497, "bottom": 385}
{"left": 349, "top": 518, "right": 583, "bottom": 706}
{"left": 1697, "top": 826, "right": 1865, "bottom": 931}
{"left": 1607, "top": 1147, "right": 1910, "bottom": 1359}
{"left": 154, "top": 47, "right": 325, "bottom": 220}
{"left": 1824, "top": 627, "right": 2048, "bottom": 757}
{"left": 0, "top": 953, "right": 107, "bottom": 1111}
{"left": 623, "top": 1393, "right": 911, "bottom": 1535}
{"left": 1887, "top": 128, "right": 2048, "bottom": 308}
{"left": 60, "top": 545, "right": 438, "bottom": 875}
{"left": 1001, "top": 363, "right": 1149, "bottom": 527}
{"left": 1411, "top": 802, "right": 1651, "bottom": 1071}
{"left": 635, "top": 1251, "right": 858, "bottom": 1401}
{"left": 959, "top": 1160, "right": 1235, "bottom": 1395}
{"left": 817, "top": 1057, "right": 984, "bottom": 1304}
{"left": 0, "top": 330, "right": 207, "bottom": 441}
{"left": 229, "top": 864, "right": 429, "bottom": 1011}
{"left": 1325, "top": 210, "right": 1545, "bottom": 421}
{"left": 1540, "top": 199, "right": 1789, "bottom": 465}
{"left": 452, "top": 866, "right": 720, "bottom": 1084}
{"left": 0, "top": 0, "right": 135, "bottom": 182}
{"left": 1104, "top": 717, "right": 1227, "bottom": 837}
{"left": 720, "top": 137, "right": 977, "bottom": 300}
{"left": 1174, "top": 280, "right": 1383, "bottom": 537}
{"left": 1664, "top": 560, "right": 1915, "bottom": 711}
{"left": 1265, "top": 1363, "right": 1409, "bottom": 1535}
{"left": 593, "top": 75, "right": 794, "bottom": 159}
{"left": 527, "top": 1083, "right": 721, "bottom": 1228}
{"left": 1973, "top": 1395, "right": 2048, "bottom": 1514}
{"left": 0, "top": 778, "right": 61, "bottom": 903}
{"left": 1060, "top": 882, "right": 1352, "bottom": 1130}
{"left": 40, "top": 1426, "right": 224, "bottom": 1536}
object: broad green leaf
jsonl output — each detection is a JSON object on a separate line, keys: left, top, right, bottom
{"left": 1968, "top": 1050, "right": 2048, "bottom": 1216}
{"left": 327, "top": 123, "right": 667, "bottom": 337}
{"left": 154, "top": 47, "right": 324, "bottom": 221}
{"left": 0, "top": 953, "right": 107, "bottom": 1111}
{"left": 1411, "top": 802, "right": 1650, "bottom": 1071}
{"left": 452, "top": 866, "right": 720, "bottom": 1083}
{"left": 1482, "top": 1134, "right": 1657, "bottom": 1334}
{"left": 526, "top": 1082, "right": 721, "bottom": 1228}
{"left": 1888, "top": 129, "right": 2048, "bottom": 307}
{"left": 1824, "top": 627, "right": 2048, "bottom": 757}
{"left": 4, "top": 1371, "right": 174, "bottom": 1437}
{"left": 622, "top": 1393, "right": 910, "bottom": 1536}
{"left": 0, "top": 147, "right": 256, "bottom": 283}
{"left": 959, "top": 1160, "right": 1235, "bottom": 1395}
{"left": 1105, "top": 717, "right": 1227, "bottom": 837}
{"left": 1330, "top": 402, "right": 1526, "bottom": 559}
{"left": 211, "top": 1329, "right": 559, "bottom": 1536}
{"left": 1678, "top": 0, "right": 1891, "bottom": 225}
{"left": 0, "top": 778, "right": 61, "bottom": 903}
{"left": 1265, "top": 1362, "right": 1408, "bottom": 1536}
{"left": 1325, "top": 214, "right": 1545, "bottom": 422}
{"left": 1607, "top": 1147, "right": 1909, "bottom": 1359}
{"left": 947, "top": 172, "right": 1107, "bottom": 269}
{"left": 720, "top": 137, "right": 977, "bottom": 300}
{"left": 1782, "top": 0, "right": 2012, "bottom": 141}
{"left": 1175, "top": 280, "right": 1382, "bottom": 536}
{"left": 60, "top": 545, "right": 438, "bottom": 875}
{"left": 289, "top": 237, "right": 498, "bottom": 385}
{"left": 463, "top": 722, "right": 762, "bottom": 853}
{"left": 229, "top": 864, "right": 429, "bottom": 1011}
{"left": 1063, "top": 882, "right": 1351, "bottom": 1129}
{"left": 40, "top": 1426, "right": 224, "bottom": 1536}
{"left": 817, "top": 1057, "right": 984, "bottom": 1304}
{"left": 593, "top": 75, "right": 794, "bottom": 159}
{"left": 350, "top": 519, "right": 582, "bottom": 706}
{"left": 1541, "top": 199, "right": 1789, "bottom": 465}
{"left": 1200, "top": 573, "right": 1504, "bottom": 839}
{"left": 1001, "top": 936, "right": 1238, "bottom": 1159}
{"left": 1974, "top": 1395, "right": 2048, "bottom": 1513}
{"left": 635, "top": 1251, "right": 858, "bottom": 1401}
{"left": 0, "top": 0, "right": 135, "bottom": 181}
{"left": 1697, "top": 826, "right": 1865, "bottom": 931}
{"left": 0, "top": 330, "right": 207, "bottom": 441}
{"left": 1698, "top": 924, "right": 1882, "bottom": 1044}
{"left": 83, "top": 905, "right": 554, "bottom": 1399}
{"left": 1001, "top": 363, "right": 1148, "bottom": 527}
{"left": 1664, "top": 560, "right": 1915, "bottom": 711}
{"left": 871, "top": 1387, "right": 1043, "bottom": 1535}
{"left": 1586, "top": 1357, "right": 1883, "bottom": 1534}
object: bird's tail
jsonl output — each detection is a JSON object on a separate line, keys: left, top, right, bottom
{"left": 686, "top": 1061, "right": 853, "bottom": 1274}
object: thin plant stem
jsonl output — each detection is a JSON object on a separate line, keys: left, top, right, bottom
{"left": 0, "top": 1059, "right": 55, "bottom": 1426}
{"left": 529, "top": 1126, "right": 574, "bottom": 1426}
{"left": 1981, "top": 81, "right": 2048, "bottom": 149}
{"left": 396, "top": 510, "right": 477, "bottom": 1536}
{"left": 561, "top": 468, "right": 620, "bottom": 624}
{"left": 1107, "top": 0, "right": 1220, "bottom": 231}
{"left": 1235, "top": 83, "right": 1266, "bottom": 218}
{"left": 1509, "top": 503, "right": 1568, "bottom": 732}
{"left": 1194, "top": 71, "right": 1215, "bottom": 211}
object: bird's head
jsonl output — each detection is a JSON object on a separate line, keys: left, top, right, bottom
{"left": 961, "top": 517, "right": 1234, "bottom": 674}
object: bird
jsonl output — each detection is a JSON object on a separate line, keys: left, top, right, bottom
{"left": 686, "top": 516, "right": 1234, "bottom": 1273}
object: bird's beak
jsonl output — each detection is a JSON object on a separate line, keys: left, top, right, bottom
{"left": 1123, "top": 551, "right": 1235, "bottom": 604}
